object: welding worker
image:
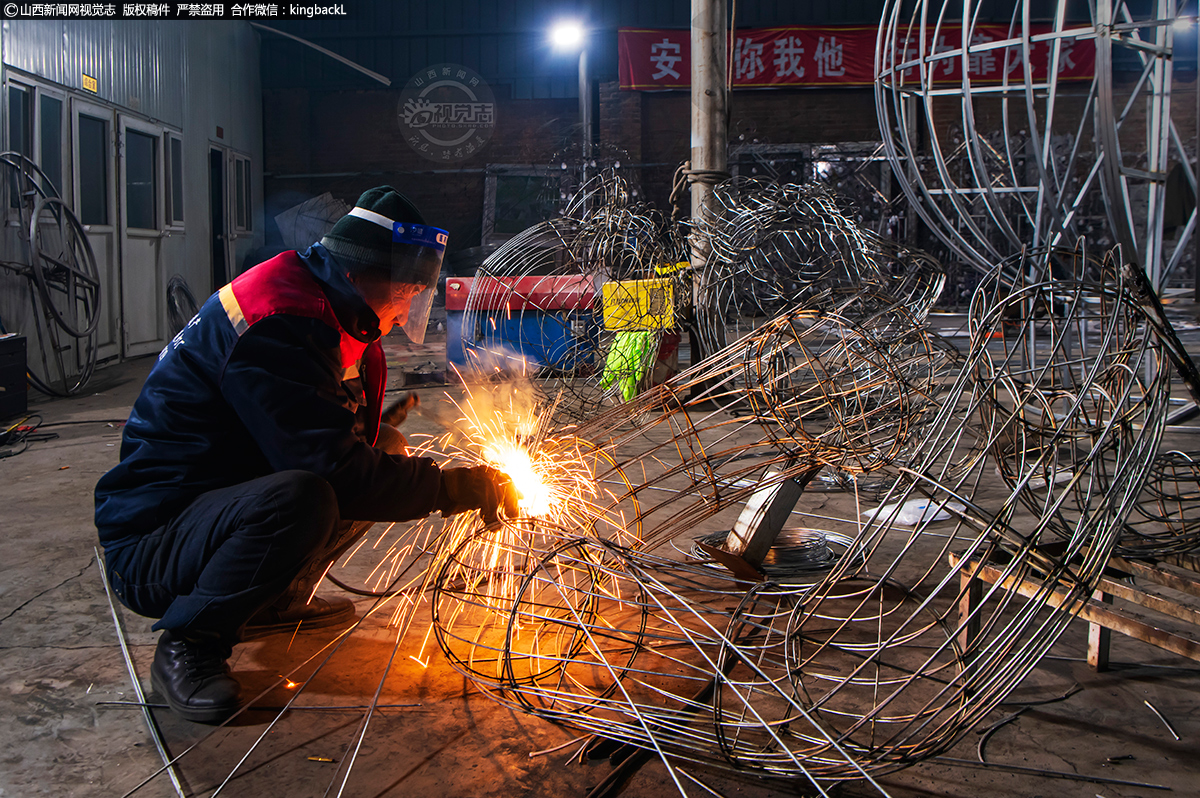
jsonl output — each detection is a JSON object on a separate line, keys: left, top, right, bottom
{"left": 94, "top": 187, "right": 516, "bottom": 724}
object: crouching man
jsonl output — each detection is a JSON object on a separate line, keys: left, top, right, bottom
{"left": 95, "top": 187, "right": 514, "bottom": 723}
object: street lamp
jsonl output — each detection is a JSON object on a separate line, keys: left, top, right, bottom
{"left": 1187, "top": 9, "right": 1200, "bottom": 300}
{"left": 549, "top": 19, "right": 592, "bottom": 160}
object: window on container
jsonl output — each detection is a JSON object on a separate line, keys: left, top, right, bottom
{"left": 8, "top": 85, "right": 31, "bottom": 157}
{"left": 77, "top": 114, "right": 109, "bottom": 225}
{"left": 8, "top": 85, "right": 31, "bottom": 209}
{"left": 38, "top": 95, "right": 63, "bottom": 196}
{"left": 166, "top": 134, "right": 183, "bottom": 225}
{"left": 125, "top": 129, "right": 157, "bottom": 229}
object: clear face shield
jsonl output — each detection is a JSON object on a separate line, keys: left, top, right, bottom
{"left": 390, "top": 223, "right": 448, "bottom": 345}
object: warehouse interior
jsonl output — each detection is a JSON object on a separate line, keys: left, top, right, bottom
{"left": 3, "top": 2, "right": 1200, "bottom": 797}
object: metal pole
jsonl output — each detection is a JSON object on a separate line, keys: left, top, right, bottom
{"left": 1145, "top": 0, "right": 1177, "bottom": 289}
{"left": 690, "top": 0, "right": 728, "bottom": 355}
{"left": 1194, "top": 7, "right": 1200, "bottom": 301}
{"left": 579, "top": 48, "right": 592, "bottom": 161}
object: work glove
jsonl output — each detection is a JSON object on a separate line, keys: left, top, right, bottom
{"left": 435, "top": 465, "right": 519, "bottom": 523}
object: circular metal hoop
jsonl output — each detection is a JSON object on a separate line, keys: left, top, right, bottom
{"left": 29, "top": 196, "right": 102, "bottom": 338}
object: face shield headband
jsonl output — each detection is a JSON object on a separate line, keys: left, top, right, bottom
{"left": 346, "top": 206, "right": 448, "bottom": 344}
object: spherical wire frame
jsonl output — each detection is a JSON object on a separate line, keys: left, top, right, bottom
{"left": 875, "top": 0, "right": 1195, "bottom": 289}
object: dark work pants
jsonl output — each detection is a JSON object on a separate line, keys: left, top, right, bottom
{"left": 105, "top": 425, "right": 406, "bottom": 642}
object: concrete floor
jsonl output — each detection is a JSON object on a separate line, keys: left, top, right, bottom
{"left": 3, "top": 335, "right": 1200, "bottom": 798}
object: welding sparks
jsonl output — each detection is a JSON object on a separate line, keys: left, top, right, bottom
{"left": 482, "top": 439, "right": 555, "bottom": 517}
{"left": 336, "top": 374, "right": 638, "bottom": 654}
{"left": 440, "top": 374, "right": 596, "bottom": 526}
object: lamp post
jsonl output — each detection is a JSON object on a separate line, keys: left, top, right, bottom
{"left": 549, "top": 20, "right": 592, "bottom": 161}
{"left": 691, "top": 0, "right": 727, "bottom": 356}
{"left": 1182, "top": 11, "right": 1200, "bottom": 300}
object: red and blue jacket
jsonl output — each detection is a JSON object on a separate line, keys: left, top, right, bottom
{"left": 95, "top": 244, "right": 441, "bottom": 553}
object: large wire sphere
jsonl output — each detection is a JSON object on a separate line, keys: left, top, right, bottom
{"left": 691, "top": 179, "right": 946, "bottom": 353}
{"left": 876, "top": 1, "right": 1190, "bottom": 287}
{"left": 968, "top": 247, "right": 1170, "bottom": 544}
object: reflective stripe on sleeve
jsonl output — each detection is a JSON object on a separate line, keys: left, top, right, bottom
{"left": 219, "top": 284, "right": 248, "bottom": 336}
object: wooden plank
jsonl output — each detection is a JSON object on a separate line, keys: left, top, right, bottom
{"left": 955, "top": 557, "right": 1200, "bottom": 664}
{"left": 1159, "top": 550, "right": 1200, "bottom": 573}
{"left": 1088, "top": 590, "right": 1112, "bottom": 671}
{"left": 958, "top": 570, "right": 982, "bottom": 661}
{"left": 1108, "top": 555, "right": 1200, "bottom": 600}
{"left": 1095, "top": 572, "right": 1200, "bottom": 627}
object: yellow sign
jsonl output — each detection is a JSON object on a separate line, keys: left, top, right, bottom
{"left": 602, "top": 278, "right": 674, "bottom": 332}
{"left": 654, "top": 260, "right": 690, "bottom": 276}
{"left": 81, "top": 74, "right": 98, "bottom": 93}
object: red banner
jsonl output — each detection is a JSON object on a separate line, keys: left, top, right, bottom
{"left": 619, "top": 25, "right": 1096, "bottom": 90}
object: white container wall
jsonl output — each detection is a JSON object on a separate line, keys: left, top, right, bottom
{"left": 0, "top": 20, "right": 262, "bottom": 387}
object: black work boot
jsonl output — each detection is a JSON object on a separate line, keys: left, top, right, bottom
{"left": 150, "top": 630, "right": 241, "bottom": 724}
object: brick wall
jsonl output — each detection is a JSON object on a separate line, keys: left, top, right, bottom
{"left": 599, "top": 80, "right": 643, "bottom": 165}
{"left": 263, "top": 86, "right": 581, "bottom": 255}
{"left": 632, "top": 85, "right": 883, "bottom": 211}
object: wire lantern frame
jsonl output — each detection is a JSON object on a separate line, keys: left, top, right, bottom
{"left": 428, "top": 245, "right": 1169, "bottom": 784}
{"left": 875, "top": 0, "right": 1195, "bottom": 289}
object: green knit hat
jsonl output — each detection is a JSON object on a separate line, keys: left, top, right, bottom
{"left": 320, "top": 186, "right": 425, "bottom": 270}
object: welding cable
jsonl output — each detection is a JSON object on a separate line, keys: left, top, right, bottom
{"left": 25, "top": 368, "right": 57, "bottom": 398}
{"left": 977, "top": 684, "right": 1084, "bottom": 765}
{"left": 0, "top": 414, "right": 55, "bottom": 458}
{"left": 997, "top": 683, "right": 1082, "bottom": 707}
{"left": 1, "top": 414, "right": 29, "bottom": 439}
{"left": 37, "top": 418, "right": 128, "bottom": 428}
{"left": 975, "top": 707, "right": 1027, "bottom": 763}
{"left": 0, "top": 416, "right": 30, "bottom": 457}
{"left": 324, "top": 573, "right": 421, "bottom": 599}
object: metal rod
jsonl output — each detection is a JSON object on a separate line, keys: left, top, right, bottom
{"left": 932, "top": 756, "right": 1171, "bottom": 789}
{"left": 1143, "top": 699, "right": 1182, "bottom": 740}
{"left": 249, "top": 23, "right": 391, "bottom": 86}
{"left": 94, "top": 548, "right": 187, "bottom": 798}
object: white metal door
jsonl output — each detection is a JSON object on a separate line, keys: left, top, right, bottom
{"left": 70, "top": 99, "right": 119, "bottom": 361}
{"left": 118, "top": 114, "right": 166, "bottom": 357}
{"left": 210, "top": 144, "right": 253, "bottom": 282}
{"left": 227, "top": 148, "right": 253, "bottom": 275}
